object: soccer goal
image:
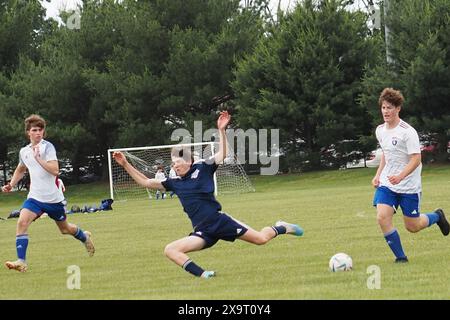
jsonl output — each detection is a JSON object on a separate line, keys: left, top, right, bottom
{"left": 107, "top": 142, "right": 255, "bottom": 201}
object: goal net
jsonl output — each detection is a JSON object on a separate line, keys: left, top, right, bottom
{"left": 108, "top": 142, "right": 255, "bottom": 201}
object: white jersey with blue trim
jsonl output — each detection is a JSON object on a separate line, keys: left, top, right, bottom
{"left": 376, "top": 120, "right": 422, "bottom": 194}
{"left": 19, "top": 139, "right": 64, "bottom": 203}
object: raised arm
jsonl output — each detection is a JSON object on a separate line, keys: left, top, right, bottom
{"left": 214, "top": 111, "right": 231, "bottom": 164}
{"left": 113, "top": 152, "right": 165, "bottom": 190}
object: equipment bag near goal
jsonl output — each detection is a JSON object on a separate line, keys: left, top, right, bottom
{"left": 108, "top": 142, "right": 254, "bottom": 201}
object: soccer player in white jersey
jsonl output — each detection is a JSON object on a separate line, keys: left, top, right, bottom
{"left": 1, "top": 115, "right": 94, "bottom": 272}
{"left": 372, "top": 88, "right": 448, "bottom": 263}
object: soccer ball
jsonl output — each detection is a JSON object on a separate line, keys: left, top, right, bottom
{"left": 329, "top": 253, "right": 353, "bottom": 272}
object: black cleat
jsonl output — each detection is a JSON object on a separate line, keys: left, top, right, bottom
{"left": 435, "top": 208, "right": 449, "bottom": 236}
{"left": 395, "top": 257, "right": 409, "bottom": 263}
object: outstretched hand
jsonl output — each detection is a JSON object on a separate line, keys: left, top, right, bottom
{"left": 217, "top": 111, "right": 231, "bottom": 130}
{"left": 113, "top": 151, "right": 128, "bottom": 167}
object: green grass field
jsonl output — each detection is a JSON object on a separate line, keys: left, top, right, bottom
{"left": 1, "top": 165, "right": 450, "bottom": 300}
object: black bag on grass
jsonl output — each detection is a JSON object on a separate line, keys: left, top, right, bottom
{"left": 8, "top": 210, "right": 20, "bottom": 219}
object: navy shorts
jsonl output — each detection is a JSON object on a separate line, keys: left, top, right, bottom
{"left": 190, "top": 212, "right": 248, "bottom": 248}
{"left": 373, "top": 186, "right": 421, "bottom": 217}
{"left": 22, "top": 198, "right": 67, "bottom": 222}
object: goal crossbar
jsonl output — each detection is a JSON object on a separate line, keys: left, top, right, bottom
{"left": 108, "top": 142, "right": 254, "bottom": 201}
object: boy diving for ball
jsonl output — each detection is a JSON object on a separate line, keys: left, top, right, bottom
{"left": 113, "top": 111, "right": 303, "bottom": 278}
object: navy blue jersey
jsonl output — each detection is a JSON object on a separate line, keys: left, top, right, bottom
{"left": 161, "top": 160, "right": 222, "bottom": 228}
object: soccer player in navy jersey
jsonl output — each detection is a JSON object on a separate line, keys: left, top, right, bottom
{"left": 113, "top": 111, "right": 303, "bottom": 278}
{"left": 372, "top": 88, "right": 448, "bottom": 263}
{"left": 2, "top": 114, "right": 94, "bottom": 273}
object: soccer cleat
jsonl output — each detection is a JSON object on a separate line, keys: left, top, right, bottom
{"left": 5, "top": 259, "right": 28, "bottom": 272}
{"left": 84, "top": 231, "right": 95, "bottom": 257}
{"left": 435, "top": 209, "right": 449, "bottom": 236}
{"left": 201, "top": 271, "right": 216, "bottom": 279}
{"left": 395, "top": 257, "right": 409, "bottom": 263}
{"left": 275, "top": 221, "right": 304, "bottom": 236}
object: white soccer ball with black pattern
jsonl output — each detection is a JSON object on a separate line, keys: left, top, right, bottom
{"left": 329, "top": 253, "right": 353, "bottom": 272}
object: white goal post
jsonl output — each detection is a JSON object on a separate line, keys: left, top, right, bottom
{"left": 107, "top": 142, "right": 255, "bottom": 201}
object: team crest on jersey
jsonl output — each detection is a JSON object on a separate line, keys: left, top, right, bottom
{"left": 392, "top": 137, "right": 398, "bottom": 146}
{"left": 191, "top": 169, "right": 199, "bottom": 179}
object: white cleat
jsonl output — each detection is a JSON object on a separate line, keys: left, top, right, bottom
{"left": 201, "top": 271, "right": 216, "bottom": 279}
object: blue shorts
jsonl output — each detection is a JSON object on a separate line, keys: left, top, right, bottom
{"left": 22, "top": 198, "right": 67, "bottom": 222}
{"left": 190, "top": 213, "right": 248, "bottom": 249}
{"left": 373, "top": 186, "right": 420, "bottom": 217}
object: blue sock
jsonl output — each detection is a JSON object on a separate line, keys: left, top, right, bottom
{"left": 424, "top": 212, "right": 440, "bottom": 227}
{"left": 73, "top": 227, "right": 87, "bottom": 242}
{"left": 384, "top": 229, "right": 407, "bottom": 259}
{"left": 272, "top": 225, "right": 286, "bottom": 236}
{"left": 182, "top": 259, "right": 204, "bottom": 277}
{"left": 16, "top": 234, "right": 29, "bottom": 261}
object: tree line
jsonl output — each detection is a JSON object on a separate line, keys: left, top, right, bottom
{"left": 0, "top": 0, "right": 448, "bottom": 181}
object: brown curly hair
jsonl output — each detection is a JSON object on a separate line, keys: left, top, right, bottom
{"left": 378, "top": 88, "right": 404, "bottom": 108}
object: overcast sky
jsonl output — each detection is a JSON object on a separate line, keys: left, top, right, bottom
{"left": 41, "top": 0, "right": 371, "bottom": 24}
{"left": 40, "top": 0, "right": 297, "bottom": 21}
